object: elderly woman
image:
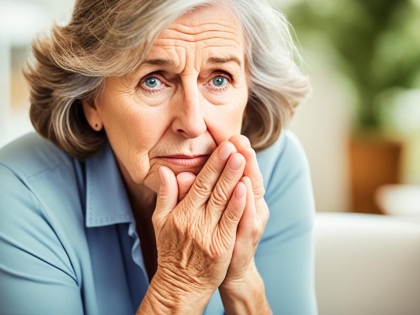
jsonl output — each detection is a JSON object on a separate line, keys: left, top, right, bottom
{"left": 0, "top": 0, "right": 316, "bottom": 314}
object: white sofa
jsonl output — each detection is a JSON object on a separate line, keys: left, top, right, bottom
{"left": 315, "top": 212, "right": 420, "bottom": 315}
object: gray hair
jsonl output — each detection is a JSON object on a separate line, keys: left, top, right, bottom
{"left": 24, "top": 0, "right": 310, "bottom": 160}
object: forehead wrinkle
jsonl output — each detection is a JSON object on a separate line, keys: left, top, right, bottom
{"left": 154, "top": 36, "right": 242, "bottom": 55}
{"left": 145, "top": 11, "right": 244, "bottom": 75}
{"left": 154, "top": 42, "right": 243, "bottom": 63}
{"left": 156, "top": 33, "right": 241, "bottom": 48}
{"left": 167, "top": 19, "right": 240, "bottom": 36}
{"left": 159, "top": 20, "right": 241, "bottom": 44}
{"left": 145, "top": 42, "right": 244, "bottom": 75}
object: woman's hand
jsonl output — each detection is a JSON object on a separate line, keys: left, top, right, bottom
{"left": 145, "top": 141, "right": 248, "bottom": 313}
{"left": 218, "top": 135, "right": 272, "bottom": 315}
{"left": 222, "top": 135, "right": 269, "bottom": 285}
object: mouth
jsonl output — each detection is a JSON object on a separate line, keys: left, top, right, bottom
{"left": 158, "top": 155, "right": 210, "bottom": 168}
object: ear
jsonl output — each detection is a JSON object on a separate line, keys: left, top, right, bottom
{"left": 81, "top": 98, "right": 103, "bottom": 131}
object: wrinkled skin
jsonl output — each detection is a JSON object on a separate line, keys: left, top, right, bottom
{"left": 153, "top": 135, "right": 268, "bottom": 290}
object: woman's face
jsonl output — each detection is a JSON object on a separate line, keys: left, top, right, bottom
{"left": 84, "top": 4, "right": 249, "bottom": 194}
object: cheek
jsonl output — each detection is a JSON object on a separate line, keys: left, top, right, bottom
{"left": 126, "top": 119, "right": 169, "bottom": 176}
{"left": 107, "top": 108, "right": 171, "bottom": 188}
{"left": 205, "top": 102, "right": 246, "bottom": 145}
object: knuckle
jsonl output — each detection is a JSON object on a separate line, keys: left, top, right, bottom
{"left": 204, "top": 161, "right": 219, "bottom": 177}
{"left": 192, "top": 176, "right": 212, "bottom": 197}
{"left": 255, "top": 186, "right": 265, "bottom": 199}
{"left": 224, "top": 207, "right": 241, "bottom": 224}
{"left": 211, "top": 185, "right": 230, "bottom": 208}
{"left": 209, "top": 244, "right": 226, "bottom": 261}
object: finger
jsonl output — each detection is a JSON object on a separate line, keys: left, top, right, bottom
{"left": 228, "top": 177, "right": 261, "bottom": 278}
{"left": 176, "top": 172, "right": 196, "bottom": 201}
{"left": 236, "top": 176, "right": 257, "bottom": 240}
{"left": 207, "top": 152, "right": 245, "bottom": 225}
{"left": 152, "top": 166, "right": 178, "bottom": 230}
{"left": 229, "top": 134, "right": 251, "bottom": 151}
{"left": 229, "top": 135, "right": 264, "bottom": 200}
{"left": 216, "top": 181, "right": 247, "bottom": 250}
{"left": 186, "top": 141, "right": 237, "bottom": 207}
{"left": 241, "top": 148, "right": 265, "bottom": 199}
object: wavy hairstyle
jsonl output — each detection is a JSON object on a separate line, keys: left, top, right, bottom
{"left": 24, "top": 0, "right": 310, "bottom": 160}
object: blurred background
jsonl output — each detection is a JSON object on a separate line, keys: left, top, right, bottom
{"left": 1, "top": 0, "right": 420, "bottom": 215}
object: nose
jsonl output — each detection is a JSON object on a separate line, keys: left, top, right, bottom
{"left": 172, "top": 82, "right": 207, "bottom": 138}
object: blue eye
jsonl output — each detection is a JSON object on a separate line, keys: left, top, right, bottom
{"left": 144, "top": 77, "right": 161, "bottom": 89}
{"left": 212, "top": 76, "right": 228, "bottom": 88}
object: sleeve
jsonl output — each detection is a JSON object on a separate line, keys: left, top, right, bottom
{"left": 256, "top": 131, "right": 317, "bottom": 315}
{"left": 0, "top": 165, "right": 85, "bottom": 315}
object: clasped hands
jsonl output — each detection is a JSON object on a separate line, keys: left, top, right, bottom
{"left": 151, "top": 135, "right": 269, "bottom": 309}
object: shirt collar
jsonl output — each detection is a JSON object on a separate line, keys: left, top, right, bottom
{"left": 85, "top": 142, "right": 134, "bottom": 228}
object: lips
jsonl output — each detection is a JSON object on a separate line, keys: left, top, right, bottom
{"left": 159, "top": 155, "right": 210, "bottom": 168}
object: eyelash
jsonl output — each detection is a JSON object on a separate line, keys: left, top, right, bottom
{"left": 207, "top": 72, "right": 232, "bottom": 92}
{"left": 139, "top": 73, "right": 168, "bottom": 93}
{"left": 138, "top": 71, "right": 233, "bottom": 94}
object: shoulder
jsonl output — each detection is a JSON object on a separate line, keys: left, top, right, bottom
{"left": 0, "top": 133, "right": 86, "bottom": 245}
{"left": 0, "top": 132, "right": 73, "bottom": 180}
{"left": 0, "top": 134, "right": 87, "bottom": 284}
{"left": 257, "top": 130, "right": 311, "bottom": 198}
{"left": 256, "top": 130, "right": 314, "bottom": 237}
{"left": 0, "top": 132, "right": 85, "bottom": 214}
{"left": 0, "top": 145, "right": 85, "bottom": 313}
{"left": 0, "top": 133, "right": 84, "bottom": 209}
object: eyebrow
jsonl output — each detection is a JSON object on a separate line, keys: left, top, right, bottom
{"left": 208, "top": 56, "right": 242, "bottom": 67}
{"left": 142, "top": 58, "right": 174, "bottom": 66}
{"left": 141, "top": 56, "right": 242, "bottom": 67}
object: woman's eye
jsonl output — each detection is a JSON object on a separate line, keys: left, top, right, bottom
{"left": 143, "top": 76, "right": 162, "bottom": 89}
{"left": 211, "top": 76, "right": 228, "bottom": 88}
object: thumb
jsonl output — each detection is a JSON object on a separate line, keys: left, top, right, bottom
{"left": 153, "top": 166, "right": 178, "bottom": 230}
{"left": 176, "top": 172, "right": 196, "bottom": 201}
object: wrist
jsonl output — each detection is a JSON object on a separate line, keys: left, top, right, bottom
{"left": 221, "top": 260, "right": 259, "bottom": 290}
{"left": 219, "top": 263, "right": 272, "bottom": 315}
{"left": 220, "top": 262, "right": 261, "bottom": 294}
{"left": 137, "top": 267, "right": 215, "bottom": 315}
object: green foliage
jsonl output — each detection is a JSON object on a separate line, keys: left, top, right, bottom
{"left": 284, "top": 0, "right": 420, "bottom": 131}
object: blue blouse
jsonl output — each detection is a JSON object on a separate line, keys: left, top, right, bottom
{"left": 0, "top": 131, "right": 317, "bottom": 314}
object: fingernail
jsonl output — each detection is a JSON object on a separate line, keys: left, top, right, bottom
{"left": 218, "top": 144, "right": 233, "bottom": 160}
{"left": 229, "top": 154, "right": 242, "bottom": 170}
{"left": 159, "top": 167, "right": 167, "bottom": 185}
{"left": 235, "top": 182, "right": 246, "bottom": 198}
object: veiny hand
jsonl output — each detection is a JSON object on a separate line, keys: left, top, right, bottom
{"left": 151, "top": 141, "right": 248, "bottom": 297}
